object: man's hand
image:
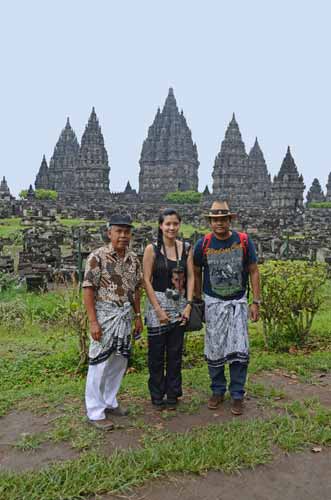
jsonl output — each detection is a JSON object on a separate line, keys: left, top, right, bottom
{"left": 90, "top": 320, "right": 102, "bottom": 341}
{"left": 249, "top": 304, "right": 260, "bottom": 322}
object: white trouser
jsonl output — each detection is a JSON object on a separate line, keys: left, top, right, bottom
{"left": 85, "top": 353, "right": 128, "bottom": 421}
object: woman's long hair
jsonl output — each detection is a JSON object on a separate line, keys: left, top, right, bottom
{"left": 155, "top": 208, "right": 182, "bottom": 275}
{"left": 157, "top": 208, "right": 182, "bottom": 251}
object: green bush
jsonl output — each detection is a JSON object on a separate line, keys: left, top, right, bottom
{"left": 260, "top": 261, "right": 327, "bottom": 351}
{"left": 0, "top": 272, "right": 19, "bottom": 293}
{"left": 0, "top": 300, "right": 26, "bottom": 327}
{"left": 19, "top": 189, "right": 58, "bottom": 200}
{"left": 164, "top": 191, "right": 202, "bottom": 204}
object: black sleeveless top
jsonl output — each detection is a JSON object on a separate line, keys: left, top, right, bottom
{"left": 152, "top": 242, "right": 189, "bottom": 292}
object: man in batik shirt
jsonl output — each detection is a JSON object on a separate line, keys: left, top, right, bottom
{"left": 194, "top": 201, "right": 260, "bottom": 416}
{"left": 83, "top": 214, "right": 142, "bottom": 430}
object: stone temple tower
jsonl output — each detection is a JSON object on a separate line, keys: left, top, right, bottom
{"left": 247, "top": 138, "right": 272, "bottom": 208}
{"left": 306, "top": 178, "right": 325, "bottom": 204}
{"left": 77, "top": 108, "right": 110, "bottom": 200}
{"left": 271, "top": 146, "right": 305, "bottom": 209}
{"left": 35, "top": 155, "right": 49, "bottom": 190}
{"left": 212, "top": 114, "right": 251, "bottom": 209}
{"left": 139, "top": 88, "right": 199, "bottom": 201}
{"left": 326, "top": 172, "right": 331, "bottom": 202}
{"left": 47, "top": 118, "right": 80, "bottom": 194}
{"left": 0, "top": 176, "right": 10, "bottom": 195}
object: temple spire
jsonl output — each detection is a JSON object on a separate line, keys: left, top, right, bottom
{"left": 247, "top": 137, "right": 271, "bottom": 207}
{"left": 326, "top": 172, "right": 331, "bottom": 202}
{"left": 125, "top": 180, "right": 133, "bottom": 192}
{"left": 212, "top": 114, "right": 248, "bottom": 207}
{"left": 271, "top": 146, "right": 305, "bottom": 209}
{"left": 35, "top": 155, "right": 49, "bottom": 189}
{"left": 0, "top": 176, "right": 10, "bottom": 194}
{"left": 47, "top": 117, "right": 80, "bottom": 193}
{"left": 139, "top": 88, "right": 199, "bottom": 200}
{"left": 306, "top": 178, "right": 325, "bottom": 204}
{"left": 77, "top": 108, "right": 110, "bottom": 200}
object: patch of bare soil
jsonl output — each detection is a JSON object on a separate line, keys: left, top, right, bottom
{"left": 97, "top": 448, "right": 331, "bottom": 500}
{"left": 1, "top": 371, "right": 330, "bottom": 474}
{"left": 0, "top": 442, "right": 78, "bottom": 473}
{"left": 0, "top": 410, "right": 53, "bottom": 445}
{"left": 252, "top": 370, "right": 331, "bottom": 407}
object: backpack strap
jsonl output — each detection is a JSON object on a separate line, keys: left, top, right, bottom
{"left": 202, "top": 233, "right": 213, "bottom": 256}
{"left": 237, "top": 232, "right": 250, "bottom": 298}
{"left": 237, "top": 232, "right": 249, "bottom": 266}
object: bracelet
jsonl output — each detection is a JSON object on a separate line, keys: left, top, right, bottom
{"left": 187, "top": 300, "right": 194, "bottom": 306}
{"left": 134, "top": 312, "right": 142, "bottom": 318}
{"left": 252, "top": 300, "right": 261, "bottom": 305}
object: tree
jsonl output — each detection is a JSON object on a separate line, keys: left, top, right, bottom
{"left": 164, "top": 191, "right": 202, "bottom": 204}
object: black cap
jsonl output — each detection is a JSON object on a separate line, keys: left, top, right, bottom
{"left": 108, "top": 213, "right": 134, "bottom": 228}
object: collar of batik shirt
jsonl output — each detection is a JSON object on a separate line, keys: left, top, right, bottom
{"left": 107, "top": 242, "right": 134, "bottom": 263}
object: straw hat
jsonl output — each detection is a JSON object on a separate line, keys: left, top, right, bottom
{"left": 204, "top": 201, "right": 236, "bottom": 219}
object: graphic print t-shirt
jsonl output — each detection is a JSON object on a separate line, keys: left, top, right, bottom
{"left": 193, "top": 231, "right": 257, "bottom": 300}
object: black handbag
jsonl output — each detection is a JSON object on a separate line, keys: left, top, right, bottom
{"left": 185, "top": 298, "right": 205, "bottom": 332}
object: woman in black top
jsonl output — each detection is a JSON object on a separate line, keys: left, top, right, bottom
{"left": 143, "top": 208, "right": 194, "bottom": 409}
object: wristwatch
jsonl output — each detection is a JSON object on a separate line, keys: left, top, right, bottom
{"left": 252, "top": 299, "right": 261, "bottom": 305}
{"left": 134, "top": 312, "right": 142, "bottom": 318}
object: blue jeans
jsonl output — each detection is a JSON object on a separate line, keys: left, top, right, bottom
{"left": 208, "top": 362, "right": 248, "bottom": 400}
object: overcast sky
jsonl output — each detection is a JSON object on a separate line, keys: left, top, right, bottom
{"left": 1, "top": 1, "right": 330, "bottom": 196}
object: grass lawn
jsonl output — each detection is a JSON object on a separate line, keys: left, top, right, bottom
{"left": 0, "top": 218, "right": 22, "bottom": 238}
{"left": 0, "top": 279, "right": 330, "bottom": 498}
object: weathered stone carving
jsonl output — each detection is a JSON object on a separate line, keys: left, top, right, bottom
{"left": 306, "top": 178, "right": 325, "bottom": 204}
{"left": 212, "top": 115, "right": 271, "bottom": 209}
{"left": 271, "top": 147, "right": 305, "bottom": 209}
{"left": 139, "top": 88, "right": 199, "bottom": 200}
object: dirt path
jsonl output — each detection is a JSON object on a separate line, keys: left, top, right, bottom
{"left": 98, "top": 449, "right": 331, "bottom": 500}
{"left": 0, "top": 370, "right": 330, "bottom": 500}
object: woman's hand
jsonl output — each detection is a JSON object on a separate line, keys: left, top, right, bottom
{"left": 134, "top": 317, "right": 143, "bottom": 335}
{"left": 180, "top": 304, "right": 192, "bottom": 326}
{"left": 156, "top": 307, "right": 170, "bottom": 324}
{"left": 90, "top": 320, "right": 102, "bottom": 341}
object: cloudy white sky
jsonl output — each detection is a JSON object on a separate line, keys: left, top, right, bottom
{"left": 1, "top": 1, "right": 330, "bottom": 196}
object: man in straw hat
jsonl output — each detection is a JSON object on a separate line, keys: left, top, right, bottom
{"left": 193, "top": 201, "right": 260, "bottom": 415}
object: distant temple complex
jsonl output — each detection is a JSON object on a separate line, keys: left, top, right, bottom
{"left": 21, "top": 87, "right": 330, "bottom": 208}
{"left": 35, "top": 109, "right": 110, "bottom": 202}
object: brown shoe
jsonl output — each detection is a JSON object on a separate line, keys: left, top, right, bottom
{"left": 231, "top": 399, "right": 244, "bottom": 415}
{"left": 106, "top": 405, "right": 128, "bottom": 417}
{"left": 88, "top": 418, "right": 114, "bottom": 431}
{"left": 208, "top": 394, "right": 225, "bottom": 410}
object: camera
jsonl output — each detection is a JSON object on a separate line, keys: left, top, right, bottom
{"left": 165, "top": 288, "right": 180, "bottom": 301}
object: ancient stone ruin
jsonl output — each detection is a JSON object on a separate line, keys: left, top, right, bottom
{"left": 271, "top": 147, "right": 305, "bottom": 209}
{"left": 35, "top": 110, "right": 110, "bottom": 203}
{"left": 138, "top": 88, "right": 199, "bottom": 201}
{"left": 212, "top": 115, "right": 272, "bottom": 209}
{"left": 306, "top": 178, "right": 325, "bottom": 204}
{"left": 1, "top": 87, "right": 331, "bottom": 288}
{"left": 326, "top": 172, "right": 331, "bottom": 202}
{"left": 29, "top": 87, "right": 331, "bottom": 213}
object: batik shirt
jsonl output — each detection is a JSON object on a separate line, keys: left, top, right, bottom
{"left": 82, "top": 243, "right": 142, "bottom": 303}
